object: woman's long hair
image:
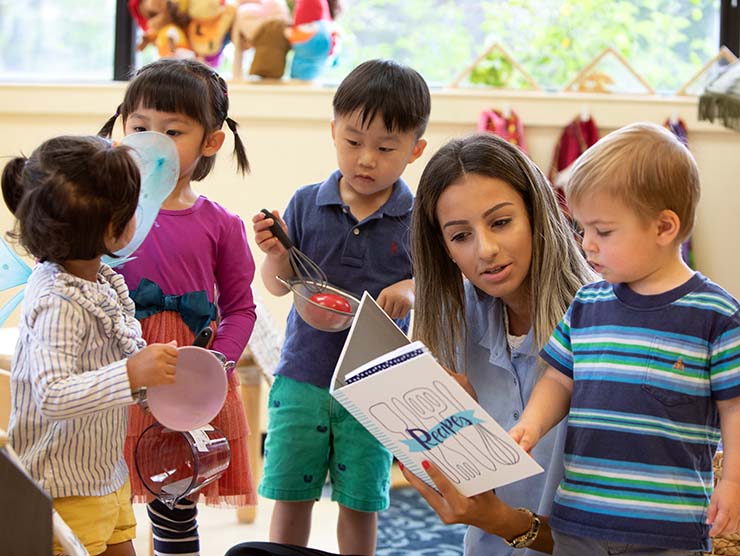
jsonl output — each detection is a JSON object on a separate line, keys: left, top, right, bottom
{"left": 411, "top": 133, "right": 595, "bottom": 372}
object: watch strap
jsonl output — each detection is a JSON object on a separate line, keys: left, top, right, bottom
{"left": 504, "top": 507, "right": 541, "bottom": 549}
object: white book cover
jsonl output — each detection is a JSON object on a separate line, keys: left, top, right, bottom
{"left": 330, "top": 293, "right": 543, "bottom": 496}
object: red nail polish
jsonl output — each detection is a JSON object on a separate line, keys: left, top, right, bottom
{"left": 422, "top": 460, "right": 430, "bottom": 470}
{"left": 398, "top": 462, "right": 404, "bottom": 471}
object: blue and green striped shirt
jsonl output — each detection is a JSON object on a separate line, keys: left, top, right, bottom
{"left": 541, "top": 273, "right": 740, "bottom": 551}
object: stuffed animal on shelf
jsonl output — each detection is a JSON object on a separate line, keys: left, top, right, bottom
{"left": 186, "top": 0, "right": 237, "bottom": 67}
{"left": 232, "top": 0, "right": 291, "bottom": 80}
{"left": 288, "top": 0, "right": 340, "bottom": 81}
{"left": 129, "top": 0, "right": 194, "bottom": 60}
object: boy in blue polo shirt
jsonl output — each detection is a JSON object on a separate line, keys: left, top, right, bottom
{"left": 252, "top": 59, "right": 430, "bottom": 556}
{"left": 510, "top": 122, "right": 740, "bottom": 555}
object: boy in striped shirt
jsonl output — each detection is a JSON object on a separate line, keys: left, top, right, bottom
{"left": 511, "top": 122, "right": 740, "bottom": 555}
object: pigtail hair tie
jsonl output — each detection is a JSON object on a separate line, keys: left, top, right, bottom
{"left": 225, "top": 117, "right": 238, "bottom": 134}
{"left": 97, "top": 104, "right": 122, "bottom": 139}
{"left": 225, "top": 116, "right": 250, "bottom": 175}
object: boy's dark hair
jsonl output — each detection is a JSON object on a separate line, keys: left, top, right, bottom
{"left": 1, "top": 135, "right": 140, "bottom": 263}
{"left": 98, "top": 58, "right": 249, "bottom": 181}
{"left": 332, "top": 59, "right": 431, "bottom": 138}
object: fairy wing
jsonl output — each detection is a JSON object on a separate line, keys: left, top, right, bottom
{"left": 104, "top": 131, "right": 179, "bottom": 266}
{"left": 0, "top": 239, "right": 32, "bottom": 325}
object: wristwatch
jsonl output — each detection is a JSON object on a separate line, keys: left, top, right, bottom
{"left": 503, "top": 508, "right": 542, "bottom": 548}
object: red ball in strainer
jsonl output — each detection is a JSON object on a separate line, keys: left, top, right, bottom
{"left": 277, "top": 276, "right": 360, "bottom": 332}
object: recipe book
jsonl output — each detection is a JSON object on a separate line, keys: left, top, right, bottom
{"left": 329, "top": 293, "right": 543, "bottom": 496}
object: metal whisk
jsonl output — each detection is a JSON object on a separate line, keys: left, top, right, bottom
{"left": 260, "top": 209, "right": 328, "bottom": 293}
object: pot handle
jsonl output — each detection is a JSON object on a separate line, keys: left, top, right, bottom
{"left": 209, "top": 349, "right": 237, "bottom": 377}
{"left": 193, "top": 327, "right": 213, "bottom": 348}
{"left": 224, "top": 361, "right": 236, "bottom": 377}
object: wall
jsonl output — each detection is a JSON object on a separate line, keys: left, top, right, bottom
{"left": 0, "top": 82, "right": 739, "bottom": 329}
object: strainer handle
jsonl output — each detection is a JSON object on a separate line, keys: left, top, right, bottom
{"left": 260, "top": 209, "right": 294, "bottom": 250}
{"left": 275, "top": 275, "right": 292, "bottom": 290}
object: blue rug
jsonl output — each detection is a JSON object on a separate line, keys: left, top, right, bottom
{"left": 377, "top": 487, "right": 466, "bottom": 556}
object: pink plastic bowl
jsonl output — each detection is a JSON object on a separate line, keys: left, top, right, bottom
{"left": 146, "top": 346, "right": 228, "bottom": 431}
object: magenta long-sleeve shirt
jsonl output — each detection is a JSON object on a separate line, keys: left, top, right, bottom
{"left": 117, "top": 196, "right": 256, "bottom": 362}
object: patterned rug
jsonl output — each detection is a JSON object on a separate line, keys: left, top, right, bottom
{"left": 377, "top": 487, "right": 466, "bottom": 556}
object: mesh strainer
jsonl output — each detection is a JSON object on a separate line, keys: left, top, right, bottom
{"left": 277, "top": 276, "right": 360, "bottom": 332}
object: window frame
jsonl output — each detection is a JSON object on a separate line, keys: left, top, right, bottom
{"left": 721, "top": 0, "right": 740, "bottom": 56}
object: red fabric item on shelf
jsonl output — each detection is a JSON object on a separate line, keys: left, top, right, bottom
{"left": 548, "top": 117, "right": 600, "bottom": 216}
{"left": 478, "top": 108, "right": 528, "bottom": 154}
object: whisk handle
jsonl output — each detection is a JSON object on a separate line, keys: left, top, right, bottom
{"left": 260, "top": 209, "right": 294, "bottom": 250}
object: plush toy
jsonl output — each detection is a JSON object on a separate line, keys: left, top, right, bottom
{"left": 129, "top": 0, "right": 194, "bottom": 59}
{"left": 186, "top": 0, "right": 237, "bottom": 67}
{"left": 287, "top": 0, "right": 340, "bottom": 81}
{"left": 232, "top": 0, "right": 291, "bottom": 80}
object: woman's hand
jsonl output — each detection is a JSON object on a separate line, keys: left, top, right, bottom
{"left": 400, "top": 460, "right": 554, "bottom": 553}
{"left": 400, "top": 460, "right": 507, "bottom": 534}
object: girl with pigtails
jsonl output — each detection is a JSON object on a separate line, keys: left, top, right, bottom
{"left": 99, "top": 58, "right": 256, "bottom": 556}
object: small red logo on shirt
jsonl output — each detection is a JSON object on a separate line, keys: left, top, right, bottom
{"left": 390, "top": 241, "right": 398, "bottom": 255}
{"left": 673, "top": 358, "right": 684, "bottom": 371}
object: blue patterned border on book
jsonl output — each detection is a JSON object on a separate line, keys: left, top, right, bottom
{"left": 345, "top": 347, "right": 425, "bottom": 385}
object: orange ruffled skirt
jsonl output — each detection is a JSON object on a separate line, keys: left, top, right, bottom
{"left": 125, "top": 311, "right": 256, "bottom": 507}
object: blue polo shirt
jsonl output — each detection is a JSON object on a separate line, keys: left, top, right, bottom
{"left": 274, "top": 169, "right": 414, "bottom": 388}
{"left": 461, "top": 282, "right": 567, "bottom": 556}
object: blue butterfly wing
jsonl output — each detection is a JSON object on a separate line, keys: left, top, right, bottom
{"left": 0, "top": 289, "right": 25, "bottom": 326}
{"left": 0, "top": 239, "right": 31, "bottom": 291}
{"left": 104, "top": 131, "right": 179, "bottom": 267}
{"left": 0, "top": 239, "right": 31, "bottom": 325}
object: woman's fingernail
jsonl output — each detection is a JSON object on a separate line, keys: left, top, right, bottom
{"left": 422, "top": 460, "right": 430, "bottom": 470}
{"left": 398, "top": 462, "right": 404, "bottom": 471}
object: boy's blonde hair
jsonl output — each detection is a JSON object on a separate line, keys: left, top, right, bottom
{"left": 567, "top": 122, "right": 700, "bottom": 243}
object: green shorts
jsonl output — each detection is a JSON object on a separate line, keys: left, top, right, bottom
{"left": 258, "top": 375, "right": 392, "bottom": 512}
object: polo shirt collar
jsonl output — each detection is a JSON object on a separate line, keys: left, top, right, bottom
{"left": 315, "top": 169, "right": 413, "bottom": 217}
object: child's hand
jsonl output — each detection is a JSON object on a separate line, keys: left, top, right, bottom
{"left": 508, "top": 420, "right": 543, "bottom": 454}
{"left": 377, "top": 280, "right": 414, "bottom": 319}
{"left": 707, "top": 478, "right": 740, "bottom": 537}
{"left": 127, "top": 341, "right": 178, "bottom": 391}
{"left": 252, "top": 210, "right": 289, "bottom": 258}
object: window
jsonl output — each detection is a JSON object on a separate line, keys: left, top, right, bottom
{"left": 320, "top": 0, "right": 721, "bottom": 93}
{"left": 0, "top": 0, "right": 117, "bottom": 81}
{"left": 0, "top": 0, "right": 725, "bottom": 92}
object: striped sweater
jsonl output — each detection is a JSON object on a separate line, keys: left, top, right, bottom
{"left": 541, "top": 273, "right": 740, "bottom": 551}
{"left": 8, "top": 262, "right": 145, "bottom": 498}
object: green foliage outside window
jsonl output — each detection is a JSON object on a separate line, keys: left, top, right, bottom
{"left": 324, "top": 0, "right": 720, "bottom": 93}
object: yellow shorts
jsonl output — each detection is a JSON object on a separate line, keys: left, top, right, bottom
{"left": 53, "top": 479, "right": 137, "bottom": 556}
